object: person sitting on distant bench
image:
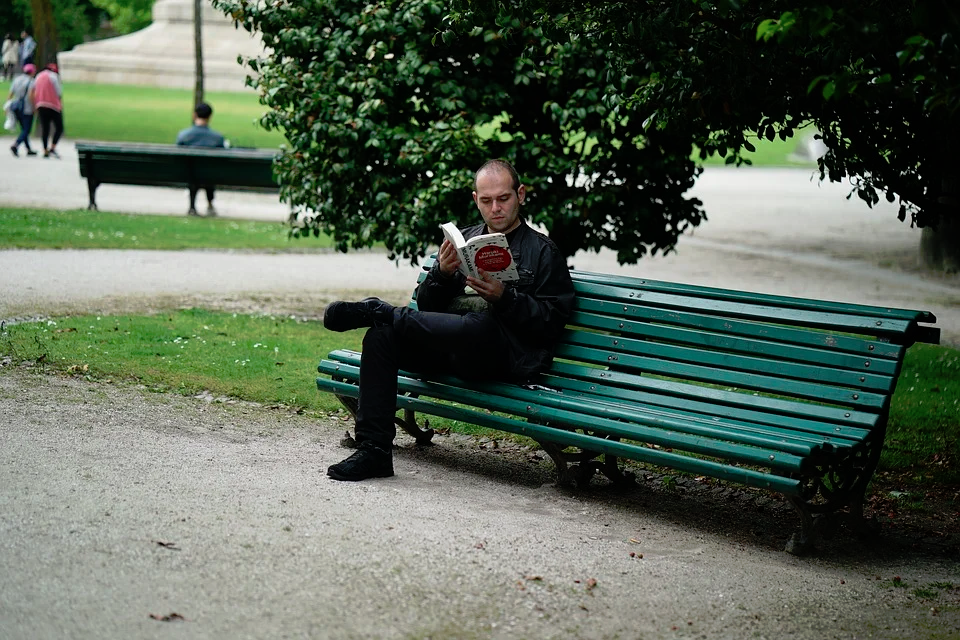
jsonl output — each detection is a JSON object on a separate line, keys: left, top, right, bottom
{"left": 175, "top": 102, "right": 225, "bottom": 216}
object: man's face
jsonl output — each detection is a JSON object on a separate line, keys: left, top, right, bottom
{"left": 473, "top": 168, "right": 525, "bottom": 234}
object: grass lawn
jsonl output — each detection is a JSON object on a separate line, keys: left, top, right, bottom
{"left": 701, "top": 131, "right": 817, "bottom": 167}
{"left": 0, "top": 207, "right": 335, "bottom": 251}
{"left": 4, "top": 81, "right": 285, "bottom": 148}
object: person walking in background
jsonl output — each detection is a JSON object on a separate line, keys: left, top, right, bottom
{"left": 8, "top": 63, "right": 37, "bottom": 157}
{"left": 175, "top": 102, "right": 226, "bottom": 216}
{"left": 18, "top": 30, "right": 35, "bottom": 68}
{"left": 1, "top": 34, "right": 18, "bottom": 81}
{"left": 33, "top": 63, "right": 63, "bottom": 158}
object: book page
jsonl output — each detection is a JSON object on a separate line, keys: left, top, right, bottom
{"left": 439, "top": 222, "right": 475, "bottom": 278}
{"left": 440, "top": 222, "right": 465, "bottom": 249}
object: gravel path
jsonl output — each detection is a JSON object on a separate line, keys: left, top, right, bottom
{"left": 2, "top": 370, "right": 958, "bottom": 639}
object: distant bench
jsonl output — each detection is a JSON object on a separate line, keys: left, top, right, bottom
{"left": 316, "top": 261, "right": 940, "bottom": 554}
{"left": 75, "top": 141, "right": 280, "bottom": 210}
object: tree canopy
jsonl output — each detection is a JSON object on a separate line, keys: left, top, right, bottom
{"left": 216, "top": 0, "right": 960, "bottom": 269}
{"left": 215, "top": 0, "right": 704, "bottom": 263}
{"left": 454, "top": 0, "right": 960, "bottom": 232}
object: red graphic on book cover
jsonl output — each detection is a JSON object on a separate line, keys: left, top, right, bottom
{"left": 473, "top": 246, "right": 512, "bottom": 272}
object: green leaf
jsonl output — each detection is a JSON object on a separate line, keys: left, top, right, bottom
{"left": 756, "top": 19, "right": 779, "bottom": 42}
{"left": 822, "top": 80, "right": 836, "bottom": 100}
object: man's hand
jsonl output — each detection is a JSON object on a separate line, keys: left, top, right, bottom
{"left": 438, "top": 239, "right": 461, "bottom": 278}
{"left": 466, "top": 270, "right": 505, "bottom": 303}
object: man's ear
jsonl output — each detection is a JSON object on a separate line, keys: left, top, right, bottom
{"left": 517, "top": 184, "right": 526, "bottom": 204}
{"left": 472, "top": 191, "right": 479, "bottom": 208}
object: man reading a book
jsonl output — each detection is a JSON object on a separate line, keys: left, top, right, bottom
{"left": 322, "top": 159, "right": 576, "bottom": 481}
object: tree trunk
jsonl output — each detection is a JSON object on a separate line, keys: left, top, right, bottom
{"left": 29, "top": 0, "right": 58, "bottom": 68}
{"left": 920, "top": 176, "right": 960, "bottom": 273}
{"left": 193, "top": 0, "right": 204, "bottom": 109}
{"left": 920, "top": 219, "right": 960, "bottom": 273}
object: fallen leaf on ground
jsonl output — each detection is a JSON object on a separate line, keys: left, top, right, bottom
{"left": 153, "top": 540, "right": 180, "bottom": 550}
{"left": 149, "top": 613, "right": 185, "bottom": 622}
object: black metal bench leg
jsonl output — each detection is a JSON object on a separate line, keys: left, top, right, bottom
{"left": 537, "top": 440, "right": 576, "bottom": 488}
{"left": 395, "top": 405, "right": 435, "bottom": 446}
{"left": 87, "top": 178, "right": 99, "bottom": 210}
{"left": 334, "top": 391, "right": 434, "bottom": 447}
{"left": 785, "top": 497, "right": 819, "bottom": 555}
{"left": 785, "top": 433, "right": 885, "bottom": 554}
{"left": 601, "top": 455, "right": 635, "bottom": 486}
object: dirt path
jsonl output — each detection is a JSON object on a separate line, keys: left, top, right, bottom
{"left": 1, "top": 368, "right": 959, "bottom": 639}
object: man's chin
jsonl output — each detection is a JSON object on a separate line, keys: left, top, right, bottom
{"left": 486, "top": 218, "right": 518, "bottom": 234}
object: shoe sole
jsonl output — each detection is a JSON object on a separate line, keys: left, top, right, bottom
{"left": 322, "top": 297, "right": 386, "bottom": 332}
{"left": 327, "top": 468, "right": 394, "bottom": 481}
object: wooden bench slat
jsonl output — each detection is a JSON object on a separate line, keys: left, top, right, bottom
{"left": 571, "top": 300, "right": 904, "bottom": 365}
{"left": 571, "top": 270, "right": 939, "bottom": 325}
{"left": 563, "top": 329, "right": 896, "bottom": 393}
{"left": 554, "top": 343, "right": 888, "bottom": 409}
{"left": 546, "top": 361, "right": 881, "bottom": 426}
{"left": 327, "top": 347, "right": 876, "bottom": 437}
{"left": 463, "top": 382, "right": 853, "bottom": 454}
{"left": 542, "top": 375, "right": 872, "bottom": 441}
{"left": 317, "top": 375, "right": 804, "bottom": 495}
{"left": 574, "top": 281, "right": 915, "bottom": 337}
{"left": 319, "top": 359, "right": 810, "bottom": 472}
{"left": 323, "top": 350, "right": 860, "bottom": 453}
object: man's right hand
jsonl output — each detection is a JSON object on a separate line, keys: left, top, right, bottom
{"left": 438, "top": 239, "right": 461, "bottom": 277}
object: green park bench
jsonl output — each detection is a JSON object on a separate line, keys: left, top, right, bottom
{"left": 316, "top": 261, "right": 940, "bottom": 554}
{"left": 75, "top": 141, "right": 279, "bottom": 210}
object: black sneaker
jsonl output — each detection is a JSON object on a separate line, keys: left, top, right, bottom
{"left": 25, "top": 149, "right": 37, "bottom": 156}
{"left": 327, "top": 440, "right": 394, "bottom": 481}
{"left": 10, "top": 146, "right": 18, "bottom": 157}
{"left": 323, "top": 297, "right": 394, "bottom": 332}
{"left": 187, "top": 208, "right": 200, "bottom": 216}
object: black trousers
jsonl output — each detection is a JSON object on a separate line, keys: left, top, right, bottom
{"left": 37, "top": 107, "right": 62, "bottom": 150}
{"left": 188, "top": 185, "right": 216, "bottom": 209}
{"left": 354, "top": 307, "right": 513, "bottom": 448}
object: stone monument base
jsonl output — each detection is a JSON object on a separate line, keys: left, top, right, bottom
{"left": 60, "top": 0, "right": 263, "bottom": 92}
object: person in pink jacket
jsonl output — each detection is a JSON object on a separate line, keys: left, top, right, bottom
{"left": 32, "top": 62, "right": 63, "bottom": 159}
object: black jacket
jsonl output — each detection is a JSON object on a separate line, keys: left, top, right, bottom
{"left": 414, "top": 219, "right": 576, "bottom": 380}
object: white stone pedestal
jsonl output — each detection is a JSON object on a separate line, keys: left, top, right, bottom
{"left": 59, "top": 0, "right": 264, "bottom": 92}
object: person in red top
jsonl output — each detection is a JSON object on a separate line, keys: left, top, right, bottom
{"left": 31, "top": 62, "right": 63, "bottom": 159}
